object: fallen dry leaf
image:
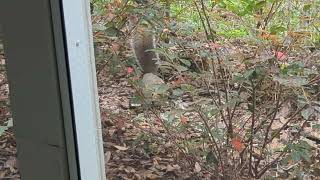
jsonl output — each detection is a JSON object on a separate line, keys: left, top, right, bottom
{"left": 105, "top": 151, "right": 111, "bottom": 164}
{"left": 166, "top": 164, "right": 181, "bottom": 172}
{"left": 124, "top": 166, "right": 136, "bottom": 173}
{"left": 0, "top": 171, "right": 6, "bottom": 178}
{"left": 143, "top": 170, "right": 160, "bottom": 179}
{"left": 4, "top": 156, "right": 17, "bottom": 172}
{"left": 194, "top": 162, "right": 201, "bottom": 173}
{"left": 113, "top": 145, "right": 128, "bottom": 151}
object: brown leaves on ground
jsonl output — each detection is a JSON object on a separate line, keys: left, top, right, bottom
{"left": 99, "top": 68, "right": 193, "bottom": 179}
{"left": 0, "top": 132, "right": 19, "bottom": 180}
{"left": 0, "top": 52, "right": 20, "bottom": 180}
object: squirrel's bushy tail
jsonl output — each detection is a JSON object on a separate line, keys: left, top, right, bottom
{"left": 129, "top": 16, "right": 159, "bottom": 74}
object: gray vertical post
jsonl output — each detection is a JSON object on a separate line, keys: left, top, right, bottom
{"left": 0, "top": 0, "right": 104, "bottom": 180}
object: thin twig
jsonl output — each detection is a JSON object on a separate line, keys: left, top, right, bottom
{"left": 199, "top": 0, "right": 216, "bottom": 40}
{"left": 197, "top": 109, "right": 225, "bottom": 175}
{"left": 255, "top": 86, "right": 282, "bottom": 170}
{"left": 248, "top": 79, "right": 256, "bottom": 176}
{"left": 193, "top": 1, "right": 209, "bottom": 39}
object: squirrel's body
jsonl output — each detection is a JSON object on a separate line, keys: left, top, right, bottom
{"left": 129, "top": 17, "right": 159, "bottom": 74}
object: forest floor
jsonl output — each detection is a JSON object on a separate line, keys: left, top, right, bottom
{"left": 98, "top": 67, "right": 199, "bottom": 180}
{"left": 0, "top": 50, "right": 194, "bottom": 179}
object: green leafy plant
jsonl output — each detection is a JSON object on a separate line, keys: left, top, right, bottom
{"left": 0, "top": 119, "right": 13, "bottom": 136}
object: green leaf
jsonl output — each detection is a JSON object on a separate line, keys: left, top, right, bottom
{"left": 159, "top": 61, "right": 175, "bottom": 70}
{"left": 254, "top": 1, "right": 267, "bottom": 10}
{"left": 180, "top": 84, "right": 195, "bottom": 92}
{"left": 299, "top": 140, "right": 312, "bottom": 150}
{"left": 300, "top": 151, "right": 311, "bottom": 162}
{"left": 271, "top": 130, "right": 281, "bottom": 139}
{"left": 206, "top": 151, "right": 218, "bottom": 165}
{"left": 172, "top": 88, "right": 184, "bottom": 97}
{"left": 312, "top": 124, "right": 320, "bottom": 130}
{"left": 207, "top": 34, "right": 216, "bottom": 40}
{"left": 162, "top": 111, "right": 178, "bottom": 123}
{"left": 273, "top": 76, "right": 308, "bottom": 87}
{"left": 203, "top": 106, "right": 219, "bottom": 119}
{"left": 154, "top": 84, "right": 170, "bottom": 94}
{"left": 105, "top": 26, "right": 122, "bottom": 37}
{"left": 92, "top": 23, "right": 106, "bottom": 31}
{"left": 131, "top": 94, "right": 143, "bottom": 105}
{"left": 303, "top": 4, "right": 312, "bottom": 11}
{"left": 179, "top": 59, "right": 192, "bottom": 67}
{"left": 232, "top": 73, "right": 246, "bottom": 83}
{"left": 287, "top": 140, "right": 312, "bottom": 163}
{"left": 0, "top": 119, "right": 13, "bottom": 136}
{"left": 291, "top": 151, "right": 301, "bottom": 162}
{"left": 243, "top": 69, "right": 255, "bottom": 79}
{"left": 6, "top": 119, "right": 13, "bottom": 128}
{"left": 211, "top": 127, "right": 224, "bottom": 140}
{"left": 301, "top": 108, "right": 314, "bottom": 120}
{"left": 281, "top": 62, "right": 305, "bottom": 75}
{"left": 0, "top": 126, "right": 8, "bottom": 136}
{"left": 176, "top": 65, "right": 188, "bottom": 72}
{"left": 270, "top": 25, "right": 287, "bottom": 35}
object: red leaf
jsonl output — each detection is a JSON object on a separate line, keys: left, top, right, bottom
{"left": 180, "top": 116, "right": 188, "bottom": 125}
{"left": 275, "top": 51, "right": 287, "bottom": 61}
{"left": 127, "top": 67, "right": 134, "bottom": 74}
{"left": 231, "top": 137, "right": 245, "bottom": 152}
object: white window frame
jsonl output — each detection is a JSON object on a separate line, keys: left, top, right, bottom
{"left": 61, "top": 0, "right": 106, "bottom": 179}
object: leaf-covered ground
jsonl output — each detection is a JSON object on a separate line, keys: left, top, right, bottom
{"left": 98, "top": 66, "right": 203, "bottom": 179}
{"left": 0, "top": 52, "right": 19, "bottom": 180}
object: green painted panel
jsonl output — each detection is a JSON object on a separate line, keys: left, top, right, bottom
{"left": 0, "top": 0, "right": 79, "bottom": 179}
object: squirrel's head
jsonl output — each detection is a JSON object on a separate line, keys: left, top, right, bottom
{"left": 128, "top": 15, "right": 139, "bottom": 31}
{"left": 128, "top": 14, "right": 150, "bottom": 30}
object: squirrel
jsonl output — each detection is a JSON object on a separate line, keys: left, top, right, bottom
{"left": 128, "top": 15, "right": 159, "bottom": 74}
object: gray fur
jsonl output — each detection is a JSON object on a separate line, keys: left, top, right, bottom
{"left": 129, "top": 18, "right": 159, "bottom": 74}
